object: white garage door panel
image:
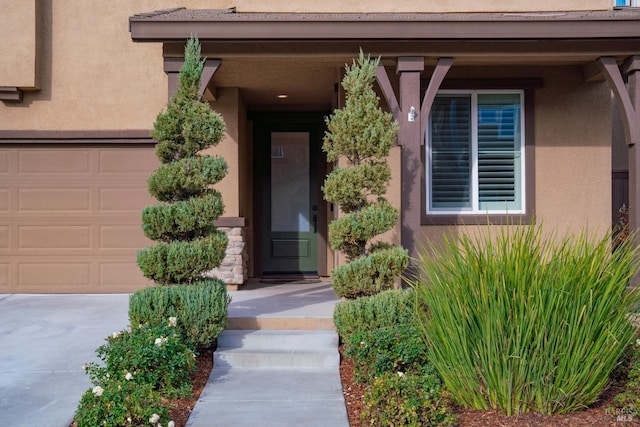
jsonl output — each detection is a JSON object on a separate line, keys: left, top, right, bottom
{"left": 0, "top": 145, "right": 159, "bottom": 293}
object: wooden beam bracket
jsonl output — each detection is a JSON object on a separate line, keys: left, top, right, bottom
{"left": 163, "top": 57, "right": 221, "bottom": 101}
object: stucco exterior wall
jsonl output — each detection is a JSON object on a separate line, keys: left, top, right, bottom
{"left": 0, "top": 0, "right": 232, "bottom": 131}
{"left": 204, "top": 88, "right": 242, "bottom": 218}
{"left": 534, "top": 67, "right": 611, "bottom": 233}
{"left": 236, "top": 0, "right": 612, "bottom": 13}
{"left": 0, "top": 0, "right": 39, "bottom": 88}
{"left": 419, "top": 66, "right": 612, "bottom": 245}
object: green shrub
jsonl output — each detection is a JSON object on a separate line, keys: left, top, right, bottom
{"left": 413, "top": 223, "right": 640, "bottom": 415}
{"left": 328, "top": 199, "right": 399, "bottom": 260}
{"left": 333, "top": 288, "right": 415, "bottom": 339}
{"left": 321, "top": 162, "right": 391, "bottom": 211}
{"left": 137, "top": 235, "right": 228, "bottom": 285}
{"left": 74, "top": 321, "right": 193, "bottom": 426}
{"left": 331, "top": 246, "right": 409, "bottom": 298}
{"left": 614, "top": 338, "right": 640, "bottom": 412}
{"left": 345, "top": 325, "right": 430, "bottom": 383}
{"left": 138, "top": 35, "right": 229, "bottom": 286}
{"left": 75, "top": 379, "right": 169, "bottom": 427}
{"left": 85, "top": 322, "right": 196, "bottom": 398}
{"left": 361, "top": 370, "right": 457, "bottom": 427}
{"left": 322, "top": 51, "right": 407, "bottom": 298}
{"left": 141, "top": 191, "right": 225, "bottom": 242}
{"left": 129, "top": 279, "right": 230, "bottom": 349}
{"left": 147, "top": 156, "right": 228, "bottom": 202}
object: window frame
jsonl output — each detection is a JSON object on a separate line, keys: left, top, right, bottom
{"left": 426, "top": 89, "right": 525, "bottom": 215}
{"left": 421, "top": 80, "right": 538, "bottom": 226}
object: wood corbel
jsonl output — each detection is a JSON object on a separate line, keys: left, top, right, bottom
{"left": 420, "top": 58, "right": 454, "bottom": 144}
{"left": 376, "top": 57, "right": 453, "bottom": 145}
{"left": 597, "top": 56, "right": 639, "bottom": 148}
{"left": 163, "top": 57, "right": 221, "bottom": 101}
{"left": 598, "top": 56, "right": 640, "bottom": 242}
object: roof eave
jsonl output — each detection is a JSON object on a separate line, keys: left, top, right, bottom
{"left": 129, "top": 16, "right": 640, "bottom": 42}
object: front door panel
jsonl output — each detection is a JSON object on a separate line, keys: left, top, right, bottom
{"left": 267, "top": 131, "right": 318, "bottom": 273}
{"left": 254, "top": 117, "right": 324, "bottom": 277}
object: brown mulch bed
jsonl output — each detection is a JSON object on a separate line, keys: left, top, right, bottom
{"left": 166, "top": 347, "right": 214, "bottom": 427}
{"left": 337, "top": 345, "right": 639, "bottom": 427}
{"left": 339, "top": 346, "right": 367, "bottom": 427}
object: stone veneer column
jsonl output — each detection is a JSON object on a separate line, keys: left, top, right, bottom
{"left": 205, "top": 218, "right": 248, "bottom": 288}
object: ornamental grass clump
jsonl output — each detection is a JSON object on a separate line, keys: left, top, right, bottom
{"left": 323, "top": 51, "right": 408, "bottom": 298}
{"left": 412, "top": 222, "right": 640, "bottom": 416}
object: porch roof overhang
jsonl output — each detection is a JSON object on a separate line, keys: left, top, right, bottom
{"left": 129, "top": 8, "right": 640, "bottom": 72}
{"left": 130, "top": 8, "right": 640, "bottom": 42}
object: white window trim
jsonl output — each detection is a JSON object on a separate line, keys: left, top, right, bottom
{"left": 426, "top": 89, "right": 526, "bottom": 216}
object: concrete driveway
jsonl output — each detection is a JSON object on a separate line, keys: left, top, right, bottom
{"left": 0, "top": 294, "right": 130, "bottom": 427}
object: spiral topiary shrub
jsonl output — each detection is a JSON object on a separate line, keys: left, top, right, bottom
{"left": 323, "top": 51, "right": 408, "bottom": 298}
{"left": 137, "top": 36, "right": 228, "bottom": 286}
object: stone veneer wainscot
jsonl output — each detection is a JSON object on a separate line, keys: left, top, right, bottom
{"left": 206, "top": 218, "right": 248, "bottom": 288}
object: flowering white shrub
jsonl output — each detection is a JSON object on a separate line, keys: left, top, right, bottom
{"left": 74, "top": 321, "right": 196, "bottom": 426}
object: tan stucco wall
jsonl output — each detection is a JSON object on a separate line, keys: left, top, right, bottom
{"left": 237, "top": 0, "right": 611, "bottom": 13}
{"left": 0, "top": 0, "right": 232, "bottom": 131}
{"left": 534, "top": 67, "right": 611, "bottom": 233}
{"left": 0, "top": 0, "right": 39, "bottom": 88}
{"left": 418, "top": 66, "right": 612, "bottom": 246}
{"left": 204, "top": 88, "right": 242, "bottom": 218}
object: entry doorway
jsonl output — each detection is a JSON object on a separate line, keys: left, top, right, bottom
{"left": 252, "top": 113, "right": 328, "bottom": 278}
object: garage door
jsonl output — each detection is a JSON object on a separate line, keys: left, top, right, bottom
{"left": 0, "top": 145, "right": 159, "bottom": 293}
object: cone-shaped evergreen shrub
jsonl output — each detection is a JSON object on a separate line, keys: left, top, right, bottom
{"left": 137, "top": 36, "right": 228, "bottom": 285}
{"left": 323, "top": 51, "right": 408, "bottom": 298}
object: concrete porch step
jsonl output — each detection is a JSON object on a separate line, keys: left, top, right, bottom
{"left": 217, "top": 329, "right": 339, "bottom": 349}
{"left": 214, "top": 330, "right": 340, "bottom": 369}
{"left": 186, "top": 282, "right": 349, "bottom": 426}
{"left": 225, "top": 281, "right": 339, "bottom": 330}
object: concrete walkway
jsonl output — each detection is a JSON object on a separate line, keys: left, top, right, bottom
{"left": 0, "top": 293, "right": 130, "bottom": 427}
{"left": 188, "top": 281, "right": 349, "bottom": 426}
{"left": 0, "top": 281, "right": 349, "bottom": 427}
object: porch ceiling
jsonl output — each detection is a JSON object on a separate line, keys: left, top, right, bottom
{"left": 130, "top": 8, "right": 640, "bottom": 110}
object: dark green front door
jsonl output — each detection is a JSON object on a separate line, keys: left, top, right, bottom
{"left": 254, "top": 116, "right": 324, "bottom": 276}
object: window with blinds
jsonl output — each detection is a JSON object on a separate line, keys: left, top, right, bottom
{"left": 427, "top": 91, "right": 524, "bottom": 214}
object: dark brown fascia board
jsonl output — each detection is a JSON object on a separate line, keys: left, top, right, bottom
{"left": 130, "top": 14, "right": 640, "bottom": 42}
{"left": 162, "top": 39, "right": 640, "bottom": 60}
{"left": 0, "top": 130, "right": 155, "bottom": 144}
